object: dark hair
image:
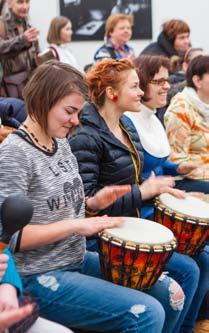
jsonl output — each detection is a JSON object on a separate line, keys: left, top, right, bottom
{"left": 186, "top": 55, "right": 209, "bottom": 90}
{"left": 134, "top": 55, "right": 170, "bottom": 101}
{"left": 162, "top": 19, "right": 190, "bottom": 44}
{"left": 85, "top": 58, "right": 135, "bottom": 107}
{"left": 47, "top": 16, "right": 70, "bottom": 45}
{"left": 23, "top": 61, "right": 88, "bottom": 132}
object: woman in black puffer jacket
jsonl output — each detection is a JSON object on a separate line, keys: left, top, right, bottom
{"left": 69, "top": 59, "right": 178, "bottom": 218}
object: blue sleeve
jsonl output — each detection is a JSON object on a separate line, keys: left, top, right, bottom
{"left": 1, "top": 248, "right": 23, "bottom": 297}
{"left": 162, "top": 159, "right": 179, "bottom": 176}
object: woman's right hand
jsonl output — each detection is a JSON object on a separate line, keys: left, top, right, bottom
{"left": 23, "top": 27, "right": 39, "bottom": 43}
{"left": 139, "top": 172, "right": 175, "bottom": 201}
{"left": 73, "top": 216, "right": 123, "bottom": 237}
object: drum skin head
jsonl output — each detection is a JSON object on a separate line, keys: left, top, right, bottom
{"left": 159, "top": 193, "right": 209, "bottom": 221}
{"left": 102, "top": 217, "right": 174, "bottom": 246}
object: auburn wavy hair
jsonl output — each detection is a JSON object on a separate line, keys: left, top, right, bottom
{"left": 85, "top": 58, "right": 135, "bottom": 107}
{"left": 162, "top": 19, "right": 190, "bottom": 43}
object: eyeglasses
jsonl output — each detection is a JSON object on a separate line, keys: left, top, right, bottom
{"left": 149, "top": 78, "right": 170, "bottom": 86}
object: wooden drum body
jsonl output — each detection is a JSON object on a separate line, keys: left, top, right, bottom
{"left": 155, "top": 193, "right": 209, "bottom": 256}
{"left": 99, "top": 217, "right": 176, "bottom": 290}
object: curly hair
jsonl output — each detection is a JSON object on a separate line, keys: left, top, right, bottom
{"left": 85, "top": 58, "right": 135, "bottom": 107}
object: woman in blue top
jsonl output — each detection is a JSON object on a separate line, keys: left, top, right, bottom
{"left": 126, "top": 54, "right": 209, "bottom": 332}
{"left": 126, "top": 55, "right": 198, "bottom": 219}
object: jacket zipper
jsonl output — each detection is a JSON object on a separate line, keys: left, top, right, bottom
{"left": 120, "top": 123, "right": 142, "bottom": 217}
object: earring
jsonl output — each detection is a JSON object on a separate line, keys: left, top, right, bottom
{"left": 112, "top": 95, "right": 118, "bottom": 102}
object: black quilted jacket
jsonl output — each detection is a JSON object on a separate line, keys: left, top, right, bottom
{"left": 69, "top": 102, "right": 144, "bottom": 217}
{"left": 140, "top": 32, "right": 178, "bottom": 58}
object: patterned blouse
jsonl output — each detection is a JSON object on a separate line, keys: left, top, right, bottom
{"left": 164, "top": 88, "right": 209, "bottom": 180}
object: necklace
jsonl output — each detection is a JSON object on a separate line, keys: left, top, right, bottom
{"left": 22, "top": 124, "right": 55, "bottom": 153}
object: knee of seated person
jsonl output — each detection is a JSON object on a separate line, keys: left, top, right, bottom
{"left": 169, "top": 279, "right": 185, "bottom": 312}
{"left": 185, "top": 256, "right": 200, "bottom": 281}
{"left": 196, "top": 245, "right": 209, "bottom": 268}
{"left": 130, "top": 297, "right": 165, "bottom": 330}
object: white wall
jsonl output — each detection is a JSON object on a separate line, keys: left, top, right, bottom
{"left": 30, "top": 0, "right": 209, "bottom": 70}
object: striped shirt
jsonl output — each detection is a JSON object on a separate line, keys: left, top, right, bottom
{"left": 0, "top": 132, "right": 86, "bottom": 276}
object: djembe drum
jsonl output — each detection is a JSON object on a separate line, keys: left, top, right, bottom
{"left": 99, "top": 217, "right": 176, "bottom": 290}
{"left": 154, "top": 193, "right": 209, "bottom": 255}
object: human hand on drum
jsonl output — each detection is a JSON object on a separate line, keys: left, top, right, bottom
{"left": 86, "top": 185, "right": 131, "bottom": 212}
{"left": 164, "top": 187, "right": 186, "bottom": 199}
{"left": 177, "top": 161, "right": 198, "bottom": 174}
{"left": 139, "top": 172, "right": 175, "bottom": 200}
{"left": 73, "top": 216, "right": 124, "bottom": 237}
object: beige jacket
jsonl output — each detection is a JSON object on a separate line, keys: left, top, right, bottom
{"left": 0, "top": 9, "right": 39, "bottom": 76}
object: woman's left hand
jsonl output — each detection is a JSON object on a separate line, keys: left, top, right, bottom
{"left": 86, "top": 185, "right": 131, "bottom": 212}
{"left": 177, "top": 161, "right": 198, "bottom": 175}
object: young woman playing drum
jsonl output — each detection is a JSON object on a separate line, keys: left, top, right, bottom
{"left": 0, "top": 60, "right": 182, "bottom": 333}
{"left": 69, "top": 58, "right": 208, "bottom": 333}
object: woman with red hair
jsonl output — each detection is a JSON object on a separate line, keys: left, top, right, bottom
{"left": 69, "top": 58, "right": 200, "bottom": 333}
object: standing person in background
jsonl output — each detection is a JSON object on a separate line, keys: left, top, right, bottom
{"left": 0, "top": 0, "right": 39, "bottom": 99}
{"left": 94, "top": 13, "right": 135, "bottom": 61}
{"left": 45, "top": 16, "right": 80, "bottom": 71}
{"left": 141, "top": 19, "right": 190, "bottom": 60}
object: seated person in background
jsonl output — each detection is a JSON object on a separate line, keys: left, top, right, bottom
{"left": 0, "top": 0, "right": 39, "bottom": 99}
{"left": 41, "top": 16, "right": 80, "bottom": 71}
{"left": 94, "top": 13, "right": 135, "bottom": 61}
{"left": 140, "top": 19, "right": 190, "bottom": 60}
{"left": 0, "top": 251, "right": 74, "bottom": 333}
{"left": 165, "top": 55, "right": 209, "bottom": 192}
{"left": 0, "top": 96, "right": 26, "bottom": 143}
{"left": 156, "top": 47, "right": 204, "bottom": 125}
{"left": 168, "top": 47, "right": 204, "bottom": 101}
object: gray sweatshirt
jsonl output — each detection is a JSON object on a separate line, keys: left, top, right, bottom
{"left": 0, "top": 132, "right": 85, "bottom": 276}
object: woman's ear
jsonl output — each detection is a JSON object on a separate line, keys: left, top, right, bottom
{"left": 192, "top": 75, "right": 202, "bottom": 90}
{"left": 106, "top": 86, "right": 117, "bottom": 101}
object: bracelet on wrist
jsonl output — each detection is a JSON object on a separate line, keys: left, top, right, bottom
{"left": 85, "top": 197, "right": 99, "bottom": 217}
